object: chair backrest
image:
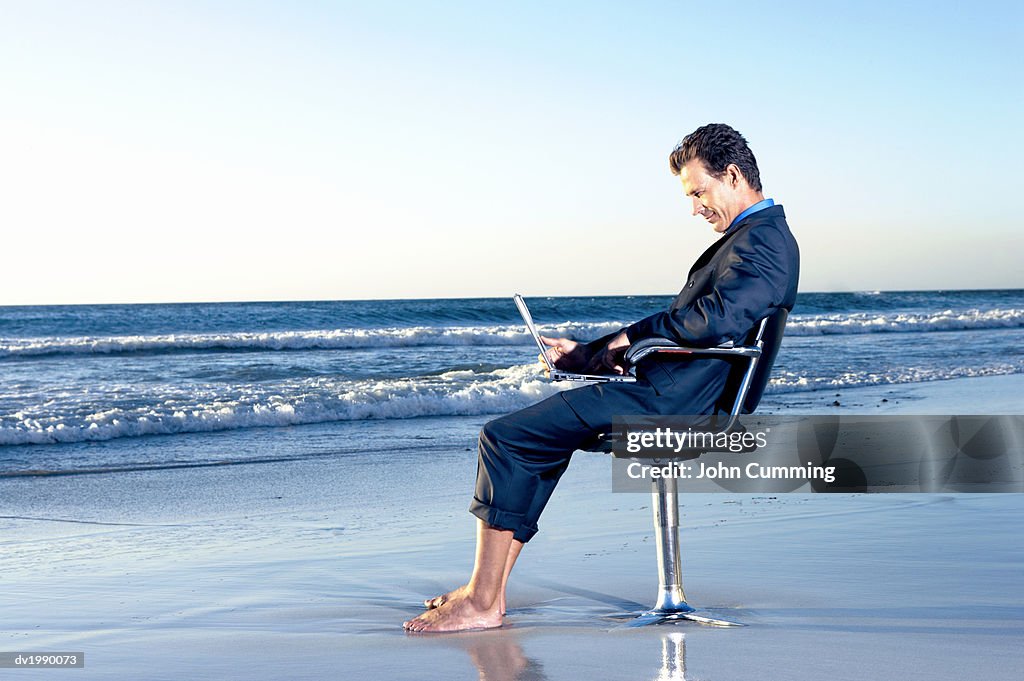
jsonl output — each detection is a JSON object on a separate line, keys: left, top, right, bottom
{"left": 582, "top": 308, "right": 790, "bottom": 454}
{"left": 717, "top": 308, "right": 789, "bottom": 416}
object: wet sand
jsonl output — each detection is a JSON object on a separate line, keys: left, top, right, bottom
{"left": 2, "top": 375, "right": 1023, "bottom": 680}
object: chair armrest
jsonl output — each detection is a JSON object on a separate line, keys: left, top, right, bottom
{"left": 625, "top": 337, "right": 761, "bottom": 366}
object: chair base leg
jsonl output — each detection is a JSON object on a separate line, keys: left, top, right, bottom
{"left": 623, "top": 593, "right": 743, "bottom": 627}
{"left": 627, "top": 609, "right": 744, "bottom": 627}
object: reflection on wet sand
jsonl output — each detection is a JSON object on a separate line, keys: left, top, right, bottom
{"left": 654, "top": 632, "right": 688, "bottom": 681}
{"left": 447, "top": 629, "right": 693, "bottom": 681}
{"left": 450, "top": 631, "right": 548, "bottom": 681}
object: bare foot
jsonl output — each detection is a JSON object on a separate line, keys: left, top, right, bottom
{"left": 404, "top": 591, "right": 503, "bottom": 633}
{"left": 425, "top": 585, "right": 506, "bottom": 615}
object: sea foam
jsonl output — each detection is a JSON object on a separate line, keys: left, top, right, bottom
{"left": 0, "top": 365, "right": 565, "bottom": 446}
{"left": 3, "top": 361, "right": 1022, "bottom": 446}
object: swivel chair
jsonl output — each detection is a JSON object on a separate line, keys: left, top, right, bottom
{"left": 585, "top": 309, "right": 789, "bottom": 627}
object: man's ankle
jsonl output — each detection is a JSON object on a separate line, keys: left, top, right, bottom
{"left": 465, "top": 585, "right": 501, "bottom": 611}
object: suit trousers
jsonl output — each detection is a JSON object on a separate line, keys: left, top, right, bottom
{"left": 469, "top": 361, "right": 729, "bottom": 543}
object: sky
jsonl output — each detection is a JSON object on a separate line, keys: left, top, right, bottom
{"left": 0, "top": 0, "right": 1021, "bottom": 305}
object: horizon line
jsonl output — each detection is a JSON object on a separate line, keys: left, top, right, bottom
{"left": 1, "top": 286, "right": 1022, "bottom": 309}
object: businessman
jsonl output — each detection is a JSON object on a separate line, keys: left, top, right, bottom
{"left": 404, "top": 123, "right": 800, "bottom": 632}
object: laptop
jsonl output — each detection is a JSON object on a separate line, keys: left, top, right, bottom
{"left": 514, "top": 294, "right": 636, "bottom": 383}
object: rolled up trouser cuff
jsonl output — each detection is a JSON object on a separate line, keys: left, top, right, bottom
{"left": 512, "top": 523, "right": 539, "bottom": 544}
{"left": 468, "top": 496, "right": 527, "bottom": 534}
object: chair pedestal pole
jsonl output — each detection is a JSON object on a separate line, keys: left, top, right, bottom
{"left": 626, "top": 474, "right": 743, "bottom": 628}
{"left": 652, "top": 475, "right": 690, "bottom": 613}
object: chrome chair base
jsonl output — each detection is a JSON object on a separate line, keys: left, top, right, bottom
{"left": 624, "top": 609, "right": 743, "bottom": 628}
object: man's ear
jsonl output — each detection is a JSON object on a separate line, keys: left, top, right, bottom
{"left": 726, "top": 163, "right": 743, "bottom": 188}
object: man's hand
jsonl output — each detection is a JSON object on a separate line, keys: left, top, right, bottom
{"left": 587, "top": 331, "right": 631, "bottom": 375}
{"left": 538, "top": 336, "right": 588, "bottom": 375}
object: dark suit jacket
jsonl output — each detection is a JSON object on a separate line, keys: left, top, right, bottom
{"left": 573, "top": 204, "right": 799, "bottom": 414}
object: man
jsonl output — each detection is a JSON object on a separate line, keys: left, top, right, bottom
{"left": 404, "top": 123, "right": 799, "bottom": 632}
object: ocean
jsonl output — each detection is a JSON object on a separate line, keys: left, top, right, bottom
{"left": 1, "top": 290, "right": 1022, "bottom": 474}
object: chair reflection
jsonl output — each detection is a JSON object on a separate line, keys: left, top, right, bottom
{"left": 654, "top": 632, "right": 688, "bottom": 681}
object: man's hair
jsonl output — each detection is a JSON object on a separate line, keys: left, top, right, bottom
{"left": 668, "top": 123, "right": 762, "bottom": 192}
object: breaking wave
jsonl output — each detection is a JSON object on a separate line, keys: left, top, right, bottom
{"left": 3, "top": 362, "right": 1021, "bottom": 446}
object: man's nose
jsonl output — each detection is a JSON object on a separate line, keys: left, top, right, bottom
{"left": 691, "top": 197, "right": 703, "bottom": 216}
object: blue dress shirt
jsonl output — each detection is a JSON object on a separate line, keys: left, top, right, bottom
{"left": 726, "top": 198, "right": 775, "bottom": 234}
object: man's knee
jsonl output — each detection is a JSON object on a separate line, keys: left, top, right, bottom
{"left": 479, "top": 394, "right": 595, "bottom": 464}
{"left": 479, "top": 416, "right": 513, "bottom": 454}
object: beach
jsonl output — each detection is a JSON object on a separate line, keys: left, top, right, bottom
{"left": 2, "top": 373, "right": 1023, "bottom": 680}
{"left": 2, "top": 293, "right": 1023, "bottom": 679}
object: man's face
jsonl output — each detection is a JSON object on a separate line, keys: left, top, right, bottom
{"left": 678, "top": 160, "right": 746, "bottom": 233}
